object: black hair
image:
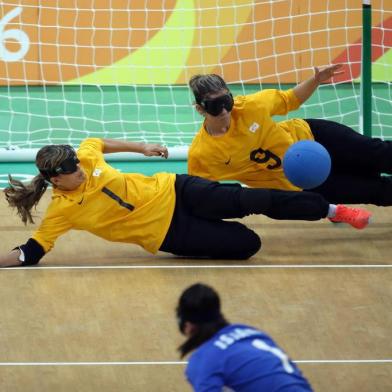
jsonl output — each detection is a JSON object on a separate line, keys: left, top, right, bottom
{"left": 177, "top": 283, "right": 229, "bottom": 358}
{"left": 189, "top": 74, "right": 230, "bottom": 104}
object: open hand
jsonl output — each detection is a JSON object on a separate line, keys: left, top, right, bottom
{"left": 314, "top": 64, "right": 344, "bottom": 83}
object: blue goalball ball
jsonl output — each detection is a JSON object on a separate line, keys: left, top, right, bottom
{"left": 283, "top": 140, "right": 331, "bottom": 189}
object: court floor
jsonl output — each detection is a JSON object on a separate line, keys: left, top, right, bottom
{"left": 0, "top": 193, "right": 391, "bottom": 391}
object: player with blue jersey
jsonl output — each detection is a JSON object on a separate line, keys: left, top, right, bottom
{"left": 177, "top": 283, "right": 313, "bottom": 392}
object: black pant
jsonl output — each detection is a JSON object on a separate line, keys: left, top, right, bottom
{"left": 306, "top": 119, "right": 392, "bottom": 205}
{"left": 159, "top": 175, "right": 329, "bottom": 259}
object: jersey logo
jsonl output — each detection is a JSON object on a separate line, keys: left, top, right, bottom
{"left": 224, "top": 157, "right": 231, "bottom": 165}
{"left": 93, "top": 168, "right": 102, "bottom": 177}
{"left": 249, "top": 122, "right": 260, "bottom": 133}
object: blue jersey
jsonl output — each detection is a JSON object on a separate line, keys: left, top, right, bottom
{"left": 185, "top": 324, "right": 313, "bottom": 392}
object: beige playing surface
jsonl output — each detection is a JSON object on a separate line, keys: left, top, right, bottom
{"left": 0, "top": 193, "right": 391, "bottom": 391}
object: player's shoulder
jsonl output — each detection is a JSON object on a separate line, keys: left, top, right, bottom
{"left": 194, "top": 325, "right": 249, "bottom": 354}
{"left": 216, "top": 323, "right": 262, "bottom": 340}
{"left": 188, "top": 338, "right": 223, "bottom": 372}
{"left": 77, "top": 138, "right": 105, "bottom": 166}
{"left": 233, "top": 90, "right": 272, "bottom": 111}
{"left": 192, "top": 326, "right": 234, "bottom": 355}
{"left": 248, "top": 89, "right": 279, "bottom": 101}
{"left": 78, "top": 138, "right": 104, "bottom": 153}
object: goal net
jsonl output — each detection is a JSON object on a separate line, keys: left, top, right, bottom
{"left": 0, "top": 0, "right": 391, "bottom": 159}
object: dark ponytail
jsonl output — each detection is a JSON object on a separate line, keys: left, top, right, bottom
{"left": 177, "top": 283, "right": 229, "bottom": 358}
{"left": 4, "top": 174, "right": 48, "bottom": 224}
{"left": 178, "top": 318, "right": 228, "bottom": 358}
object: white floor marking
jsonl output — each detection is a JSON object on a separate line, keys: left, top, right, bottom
{"left": 2, "top": 264, "right": 392, "bottom": 271}
{"left": 0, "top": 359, "right": 390, "bottom": 366}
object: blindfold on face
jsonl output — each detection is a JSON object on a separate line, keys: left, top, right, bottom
{"left": 201, "top": 93, "right": 234, "bottom": 116}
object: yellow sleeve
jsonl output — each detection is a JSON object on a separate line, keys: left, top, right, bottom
{"left": 78, "top": 137, "right": 104, "bottom": 153}
{"left": 77, "top": 138, "right": 105, "bottom": 175}
{"left": 31, "top": 203, "right": 73, "bottom": 253}
{"left": 254, "top": 89, "right": 301, "bottom": 116}
{"left": 77, "top": 138, "right": 104, "bottom": 162}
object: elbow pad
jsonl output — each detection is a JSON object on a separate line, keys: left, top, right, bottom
{"left": 13, "top": 238, "right": 45, "bottom": 266}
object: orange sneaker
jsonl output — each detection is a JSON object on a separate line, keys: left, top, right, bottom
{"left": 329, "top": 205, "right": 372, "bottom": 230}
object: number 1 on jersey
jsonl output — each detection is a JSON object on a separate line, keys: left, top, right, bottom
{"left": 252, "top": 339, "right": 295, "bottom": 374}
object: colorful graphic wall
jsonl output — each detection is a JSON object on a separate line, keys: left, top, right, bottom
{"left": 0, "top": 0, "right": 391, "bottom": 84}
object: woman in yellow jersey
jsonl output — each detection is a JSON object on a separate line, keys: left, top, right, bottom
{"left": 187, "top": 67, "right": 392, "bottom": 206}
{"left": 0, "top": 138, "right": 371, "bottom": 267}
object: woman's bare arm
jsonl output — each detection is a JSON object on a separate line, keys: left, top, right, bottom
{"left": 293, "top": 64, "right": 344, "bottom": 104}
{"left": 102, "top": 139, "right": 168, "bottom": 158}
{"left": 0, "top": 249, "right": 22, "bottom": 268}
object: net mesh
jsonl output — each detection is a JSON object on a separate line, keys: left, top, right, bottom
{"left": 0, "top": 0, "right": 391, "bottom": 151}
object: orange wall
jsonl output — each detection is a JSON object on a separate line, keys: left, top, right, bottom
{"left": 0, "top": 0, "right": 390, "bottom": 85}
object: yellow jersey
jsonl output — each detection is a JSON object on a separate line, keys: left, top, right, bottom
{"left": 188, "top": 89, "right": 314, "bottom": 190}
{"left": 32, "top": 138, "right": 176, "bottom": 254}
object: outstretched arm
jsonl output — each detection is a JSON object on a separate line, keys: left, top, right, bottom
{"left": 0, "top": 238, "right": 46, "bottom": 268}
{"left": 102, "top": 138, "right": 168, "bottom": 158}
{"left": 293, "top": 64, "right": 344, "bottom": 104}
{"left": 0, "top": 250, "right": 22, "bottom": 267}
